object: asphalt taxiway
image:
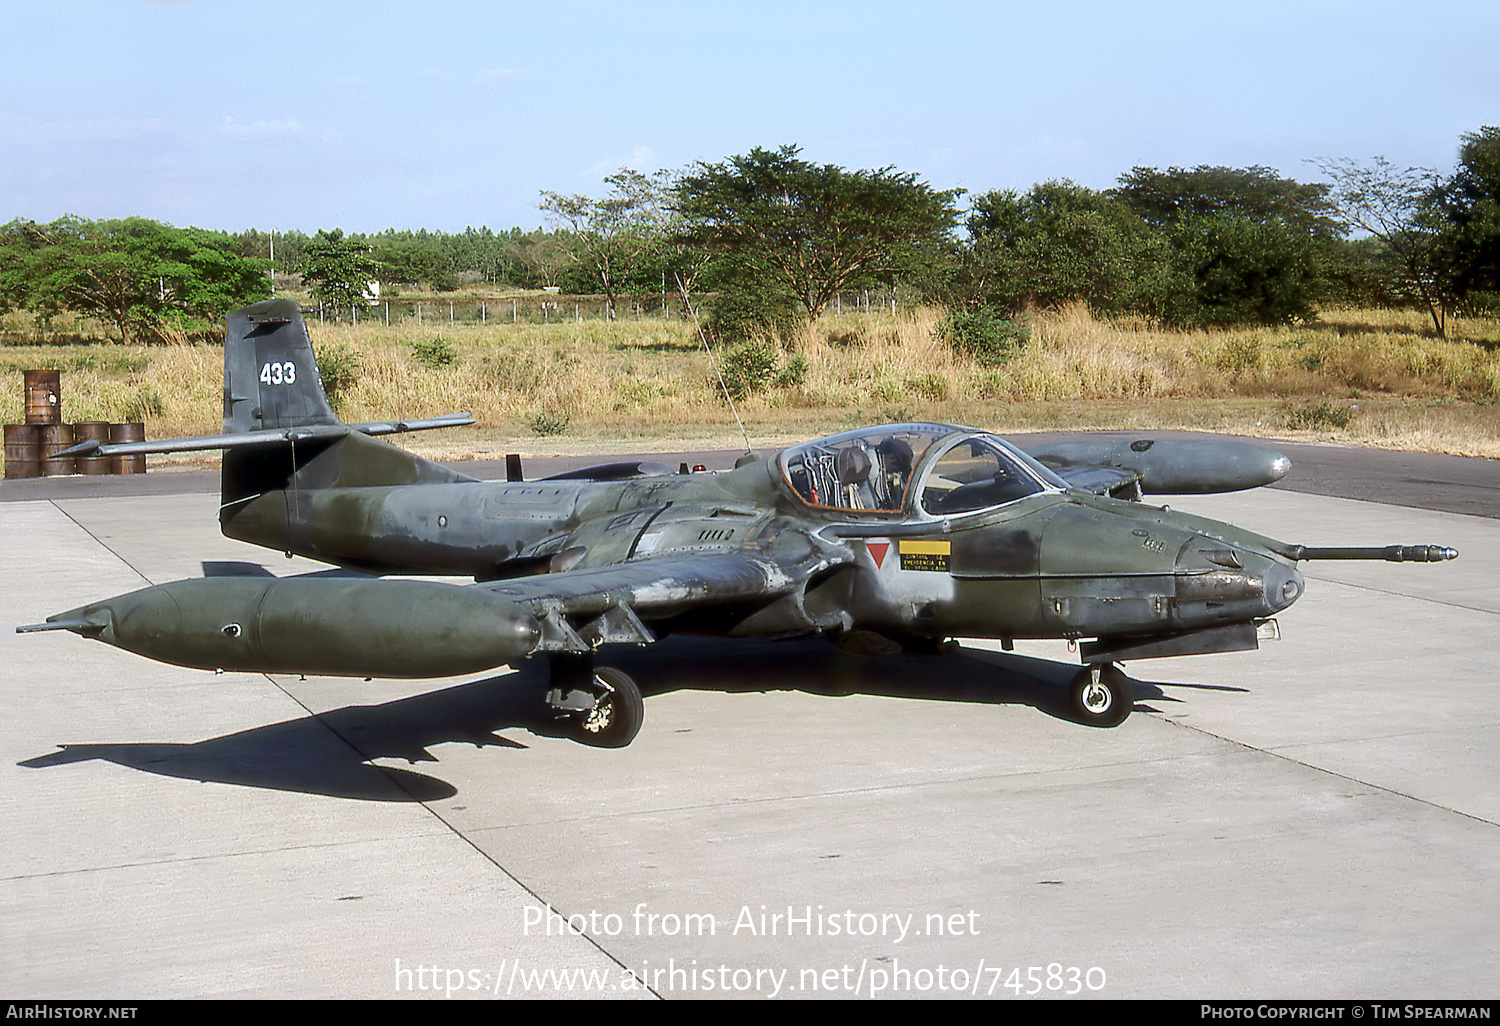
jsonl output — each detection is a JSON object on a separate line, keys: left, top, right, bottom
{"left": 1, "top": 446, "right": 1497, "bottom": 999}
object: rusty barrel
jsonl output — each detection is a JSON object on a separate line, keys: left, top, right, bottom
{"left": 38, "top": 423, "right": 75, "bottom": 476}
{"left": 24, "top": 369, "right": 62, "bottom": 425}
{"left": 109, "top": 422, "right": 146, "bottom": 474}
{"left": 73, "top": 421, "right": 113, "bottom": 475}
{"left": 4, "top": 423, "right": 41, "bottom": 479}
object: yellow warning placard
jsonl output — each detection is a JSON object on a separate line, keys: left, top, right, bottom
{"left": 899, "top": 539, "right": 950, "bottom": 572}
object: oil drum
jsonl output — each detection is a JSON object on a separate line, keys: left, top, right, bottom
{"left": 73, "top": 421, "right": 113, "bottom": 475}
{"left": 4, "top": 423, "right": 40, "bottom": 479}
{"left": 24, "top": 369, "right": 62, "bottom": 425}
{"left": 38, "top": 422, "right": 75, "bottom": 476}
{"left": 109, "top": 422, "right": 146, "bottom": 474}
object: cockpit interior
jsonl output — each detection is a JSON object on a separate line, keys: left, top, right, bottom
{"left": 777, "top": 424, "right": 1067, "bottom": 517}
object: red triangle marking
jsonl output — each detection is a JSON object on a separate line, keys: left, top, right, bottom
{"left": 868, "top": 541, "right": 890, "bottom": 569}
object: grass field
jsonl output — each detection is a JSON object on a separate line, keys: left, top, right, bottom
{"left": 3, "top": 302, "right": 1499, "bottom": 461}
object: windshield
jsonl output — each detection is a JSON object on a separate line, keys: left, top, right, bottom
{"left": 919, "top": 435, "right": 1053, "bottom": 515}
{"left": 778, "top": 424, "right": 959, "bottom": 512}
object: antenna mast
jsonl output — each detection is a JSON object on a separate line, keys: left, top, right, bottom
{"left": 676, "top": 273, "right": 753, "bottom": 457}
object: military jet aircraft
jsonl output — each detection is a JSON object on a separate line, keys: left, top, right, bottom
{"left": 20, "top": 299, "right": 1457, "bottom": 746}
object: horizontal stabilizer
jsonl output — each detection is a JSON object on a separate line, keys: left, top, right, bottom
{"left": 54, "top": 414, "right": 474, "bottom": 459}
{"left": 348, "top": 412, "right": 476, "bottom": 436}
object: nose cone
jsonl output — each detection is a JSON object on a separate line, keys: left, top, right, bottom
{"left": 47, "top": 587, "right": 169, "bottom": 645}
{"left": 16, "top": 606, "right": 113, "bottom": 638}
{"left": 1263, "top": 560, "right": 1304, "bottom": 613}
{"left": 1171, "top": 542, "right": 1304, "bottom": 629}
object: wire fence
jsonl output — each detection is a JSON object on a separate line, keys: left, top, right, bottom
{"left": 307, "top": 289, "right": 907, "bottom": 328}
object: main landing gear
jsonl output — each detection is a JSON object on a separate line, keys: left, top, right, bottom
{"left": 545, "top": 653, "right": 644, "bottom": 748}
{"left": 1069, "top": 662, "right": 1134, "bottom": 727}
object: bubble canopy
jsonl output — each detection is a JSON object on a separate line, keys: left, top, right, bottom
{"left": 776, "top": 423, "right": 1068, "bottom": 516}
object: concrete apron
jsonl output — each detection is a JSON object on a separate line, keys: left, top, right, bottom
{"left": 0, "top": 488, "right": 1495, "bottom": 998}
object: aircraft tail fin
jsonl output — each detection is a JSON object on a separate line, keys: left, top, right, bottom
{"left": 224, "top": 298, "right": 341, "bottom": 432}
{"left": 53, "top": 299, "right": 473, "bottom": 469}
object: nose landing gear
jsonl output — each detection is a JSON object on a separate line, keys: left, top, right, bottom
{"left": 1069, "top": 663, "right": 1133, "bottom": 727}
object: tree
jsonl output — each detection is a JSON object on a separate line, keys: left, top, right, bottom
{"left": 300, "top": 229, "right": 381, "bottom": 309}
{"left": 1431, "top": 126, "right": 1500, "bottom": 304}
{"left": 540, "top": 169, "right": 671, "bottom": 318}
{"left": 369, "top": 235, "right": 458, "bottom": 291}
{"left": 0, "top": 219, "right": 51, "bottom": 316}
{"left": 451, "top": 225, "right": 519, "bottom": 285}
{"left": 962, "top": 181, "right": 1168, "bottom": 316}
{"left": 168, "top": 228, "right": 275, "bottom": 320}
{"left": 1161, "top": 214, "right": 1321, "bottom": 326}
{"left": 227, "top": 228, "right": 308, "bottom": 278}
{"left": 1114, "top": 166, "right": 1334, "bottom": 326}
{"left": 674, "top": 145, "right": 962, "bottom": 322}
{"left": 0, "top": 217, "right": 267, "bottom": 343}
{"left": 1114, "top": 165, "right": 1340, "bottom": 238}
{"left": 511, "top": 230, "right": 576, "bottom": 289}
{"left": 1311, "top": 156, "right": 1453, "bottom": 335}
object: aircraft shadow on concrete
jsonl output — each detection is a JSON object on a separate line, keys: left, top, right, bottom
{"left": 16, "top": 673, "right": 544, "bottom": 803}
{"left": 17, "top": 637, "right": 1231, "bottom": 803}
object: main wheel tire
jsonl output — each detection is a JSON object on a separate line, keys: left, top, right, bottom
{"left": 1069, "top": 664, "right": 1133, "bottom": 727}
{"left": 568, "top": 666, "right": 644, "bottom": 748}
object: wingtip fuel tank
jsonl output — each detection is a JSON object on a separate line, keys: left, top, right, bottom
{"left": 1027, "top": 437, "right": 1292, "bottom": 494}
{"left": 23, "top": 577, "right": 542, "bottom": 679}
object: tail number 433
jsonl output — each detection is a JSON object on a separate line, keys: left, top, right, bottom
{"left": 260, "top": 361, "right": 296, "bottom": 385}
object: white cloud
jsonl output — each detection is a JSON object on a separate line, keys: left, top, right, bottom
{"left": 583, "top": 146, "right": 662, "bottom": 181}
{"left": 216, "top": 117, "right": 304, "bottom": 141}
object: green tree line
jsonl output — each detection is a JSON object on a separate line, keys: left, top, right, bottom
{"left": 4, "top": 127, "right": 1496, "bottom": 343}
{"left": 236, "top": 224, "right": 600, "bottom": 294}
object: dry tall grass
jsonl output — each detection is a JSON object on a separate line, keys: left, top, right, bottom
{"left": 3, "top": 304, "right": 1498, "bottom": 458}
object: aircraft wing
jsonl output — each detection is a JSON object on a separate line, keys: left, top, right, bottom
{"left": 473, "top": 547, "right": 848, "bottom": 652}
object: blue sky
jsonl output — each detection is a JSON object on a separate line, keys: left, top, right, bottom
{"left": 1, "top": 0, "right": 1494, "bottom": 234}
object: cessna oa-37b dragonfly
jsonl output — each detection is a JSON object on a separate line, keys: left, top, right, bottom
{"left": 22, "top": 299, "right": 1457, "bottom": 746}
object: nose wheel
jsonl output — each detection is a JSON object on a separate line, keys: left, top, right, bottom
{"left": 1069, "top": 663, "right": 1133, "bottom": 727}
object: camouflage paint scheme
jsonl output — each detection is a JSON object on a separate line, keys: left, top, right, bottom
{"left": 22, "top": 300, "right": 1457, "bottom": 743}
